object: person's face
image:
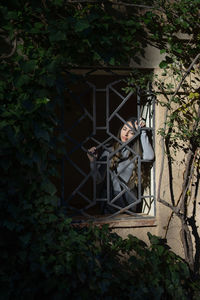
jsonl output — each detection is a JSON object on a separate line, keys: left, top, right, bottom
{"left": 120, "top": 121, "right": 134, "bottom": 143}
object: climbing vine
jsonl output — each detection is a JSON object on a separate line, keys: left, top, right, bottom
{"left": 0, "top": 0, "right": 200, "bottom": 298}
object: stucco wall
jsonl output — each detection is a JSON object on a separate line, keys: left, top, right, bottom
{"left": 112, "top": 45, "right": 199, "bottom": 261}
{"left": 69, "top": 45, "right": 199, "bottom": 260}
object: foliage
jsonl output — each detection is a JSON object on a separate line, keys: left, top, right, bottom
{"left": 155, "top": 56, "right": 200, "bottom": 153}
{"left": 122, "top": 0, "right": 200, "bottom": 275}
{"left": 0, "top": 0, "right": 200, "bottom": 299}
{"left": 155, "top": 55, "right": 200, "bottom": 276}
{"left": 148, "top": 2, "right": 200, "bottom": 272}
{"left": 1, "top": 219, "right": 200, "bottom": 299}
{"left": 144, "top": 0, "right": 200, "bottom": 66}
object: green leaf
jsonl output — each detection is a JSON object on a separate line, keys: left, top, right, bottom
{"left": 109, "top": 57, "right": 115, "bottom": 65}
{"left": 34, "top": 127, "right": 50, "bottom": 142}
{"left": 159, "top": 60, "right": 168, "bottom": 69}
{"left": 160, "top": 49, "right": 166, "bottom": 54}
{"left": 20, "top": 233, "right": 31, "bottom": 246}
{"left": 20, "top": 60, "right": 37, "bottom": 73}
{"left": 74, "top": 19, "right": 90, "bottom": 32}
{"left": 49, "top": 31, "right": 66, "bottom": 42}
{"left": 7, "top": 11, "right": 19, "bottom": 20}
{"left": 14, "top": 75, "right": 30, "bottom": 87}
{"left": 41, "top": 181, "right": 57, "bottom": 196}
{"left": 175, "top": 49, "right": 182, "bottom": 54}
{"left": 52, "top": 0, "right": 64, "bottom": 5}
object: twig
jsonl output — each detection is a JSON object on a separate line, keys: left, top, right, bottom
{"left": 180, "top": 150, "right": 196, "bottom": 213}
{"left": 42, "top": 0, "right": 47, "bottom": 9}
{"left": 172, "top": 53, "right": 200, "bottom": 99}
{"left": 157, "top": 90, "right": 170, "bottom": 202}
{"left": 180, "top": 222, "right": 194, "bottom": 270}
{"left": 67, "top": 0, "right": 154, "bottom": 9}
{"left": 164, "top": 211, "right": 174, "bottom": 239}
{"left": 157, "top": 53, "right": 200, "bottom": 203}
{"left": 0, "top": 37, "right": 17, "bottom": 59}
{"left": 180, "top": 107, "right": 200, "bottom": 213}
{"left": 157, "top": 198, "right": 182, "bottom": 217}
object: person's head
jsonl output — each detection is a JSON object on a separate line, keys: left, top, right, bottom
{"left": 119, "top": 118, "right": 137, "bottom": 143}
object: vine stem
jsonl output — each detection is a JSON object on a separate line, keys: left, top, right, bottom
{"left": 0, "top": 38, "right": 17, "bottom": 59}
{"left": 157, "top": 52, "right": 200, "bottom": 203}
{"left": 67, "top": 0, "right": 154, "bottom": 9}
{"left": 157, "top": 53, "right": 200, "bottom": 272}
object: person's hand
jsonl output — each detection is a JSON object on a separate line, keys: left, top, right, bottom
{"left": 135, "top": 118, "right": 146, "bottom": 130}
{"left": 87, "top": 147, "right": 98, "bottom": 162}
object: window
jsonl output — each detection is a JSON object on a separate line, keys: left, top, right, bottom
{"left": 60, "top": 69, "right": 155, "bottom": 221}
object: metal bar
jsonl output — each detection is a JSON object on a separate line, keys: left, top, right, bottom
{"left": 106, "top": 83, "right": 109, "bottom": 133}
{"left": 108, "top": 131, "right": 140, "bottom": 158}
{"left": 106, "top": 155, "right": 110, "bottom": 206}
{"left": 138, "top": 156, "right": 141, "bottom": 203}
{"left": 65, "top": 113, "right": 87, "bottom": 135}
{"left": 108, "top": 79, "right": 124, "bottom": 87}
{"left": 106, "top": 83, "right": 110, "bottom": 205}
{"left": 66, "top": 136, "right": 88, "bottom": 156}
{"left": 92, "top": 83, "right": 96, "bottom": 136}
{"left": 77, "top": 191, "right": 92, "bottom": 204}
{"left": 137, "top": 86, "right": 141, "bottom": 123}
{"left": 93, "top": 161, "right": 97, "bottom": 203}
{"left": 96, "top": 89, "right": 106, "bottom": 92}
{"left": 152, "top": 90, "right": 156, "bottom": 217}
{"left": 109, "top": 85, "right": 125, "bottom": 100}
{"left": 111, "top": 155, "right": 140, "bottom": 179}
{"left": 96, "top": 126, "right": 107, "bottom": 130}
{"left": 90, "top": 136, "right": 113, "bottom": 149}
{"left": 67, "top": 171, "right": 92, "bottom": 202}
{"left": 109, "top": 91, "right": 134, "bottom": 121}
{"left": 64, "top": 154, "right": 87, "bottom": 177}
{"left": 69, "top": 92, "right": 93, "bottom": 121}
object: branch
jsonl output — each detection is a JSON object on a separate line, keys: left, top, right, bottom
{"left": 179, "top": 108, "right": 200, "bottom": 214}
{"left": 157, "top": 197, "right": 183, "bottom": 217}
{"left": 164, "top": 211, "right": 174, "bottom": 239}
{"left": 180, "top": 222, "right": 194, "bottom": 271}
{"left": 42, "top": 0, "right": 47, "bottom": 9}
{"left": 172, "top": 53, "right": 200, "bottom": 100}
{"left": 0, "top": 37, "right": 17, "bottom": 59}
{"left": 157, "top": 53, "right": 200, "bottom": 203}
{"left": 67, "top": 0, "right": 154, "bottom": 9}
{"left": 157, "top": 98, "right": 169, "bottom": 202}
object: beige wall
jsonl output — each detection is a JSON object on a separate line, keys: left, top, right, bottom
{"left": 69, "top": 45, "right": 199, "bottom": 259}
{"left": 112, "top": 45, "right": 199, "bottom": 260}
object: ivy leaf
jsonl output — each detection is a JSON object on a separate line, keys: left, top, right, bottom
{"left": 14, "top": 75, "right": 30, "bottom": 87}
{"left": 160, "top": 49, "right": 166, "bottom": 54}
{"left": 20, "top": 234, "right": 31, "bottom": 246}
{"left": 41, "top": 181, "right": 57, "bottom": 196}
{"left": 52, "top": 0, "right": 64, "bottom": 6}
{"left": 159, "top": 60, "right": 168, "bottom": 69}
{"left": 74, "top": 19, "right": 90, "bottom": 32}
{"left": 109, "top": 57, "right": 115, "bottom": 65}
{"left": 20, "top": 60, "right": 37, "bottom": 73}
{"left": 34, "top": 126, "right": 50, "bottom": 142}
{"left": 175, "top": 49, "right": 182, "bottom": 54}
{"left": 49, "top": 31, "right": 66, "bottom": 42}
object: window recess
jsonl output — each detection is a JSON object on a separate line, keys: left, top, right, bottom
{"left": 59, "top": 69, "right": 155, "bottom": 222}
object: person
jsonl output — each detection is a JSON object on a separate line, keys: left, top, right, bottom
{"left": 87, "top": 117, "right": 154, "bottom": 215}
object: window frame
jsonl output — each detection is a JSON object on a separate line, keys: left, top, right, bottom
{"left": 60, "top": 68, "right": 156, "bottom": 224}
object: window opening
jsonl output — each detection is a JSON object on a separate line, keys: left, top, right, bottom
{"left": 61, "top": 71, "right": 155, "bottom": 221}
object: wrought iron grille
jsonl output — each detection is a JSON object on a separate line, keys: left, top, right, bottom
{"left": 61, "top": 72, "right": 155, "bottom": 220}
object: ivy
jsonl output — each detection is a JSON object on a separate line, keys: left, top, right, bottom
{"left": 0, "top": 0, "right": 200, "bottom": 298}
